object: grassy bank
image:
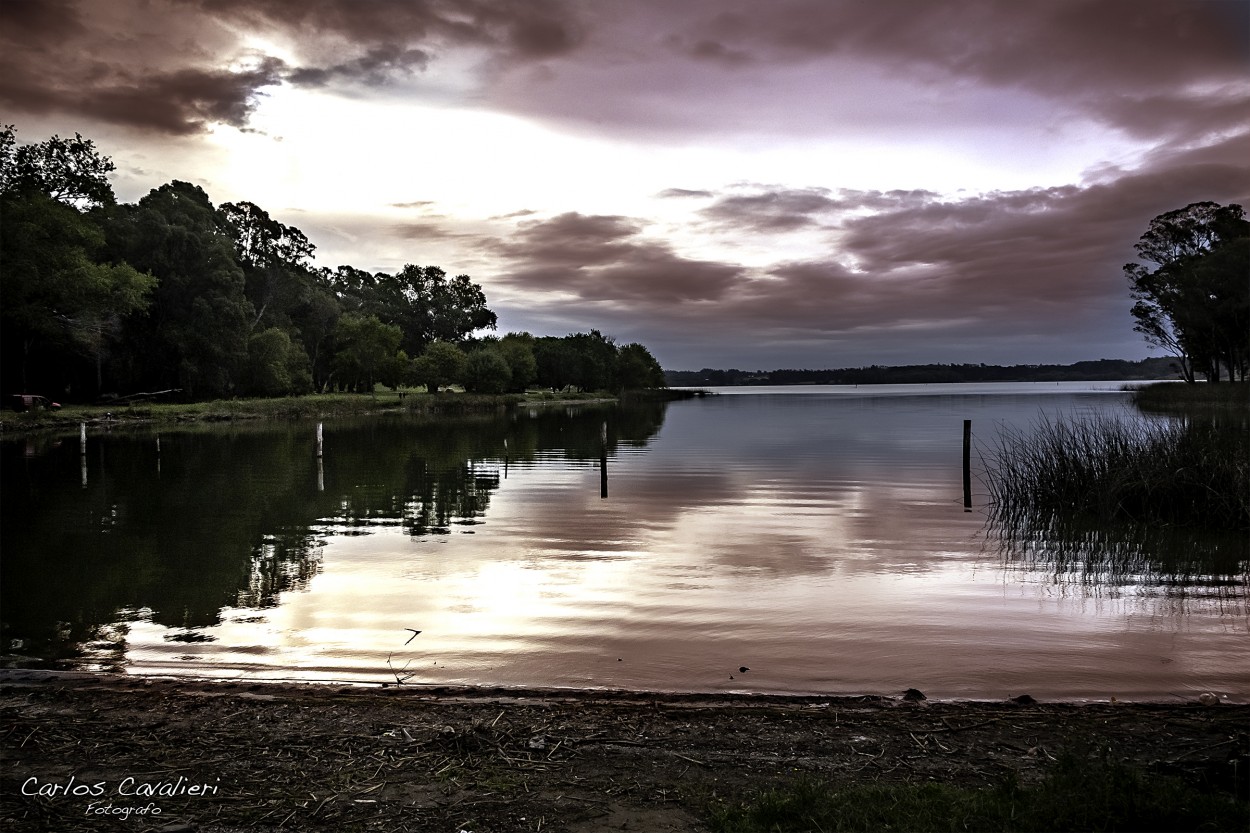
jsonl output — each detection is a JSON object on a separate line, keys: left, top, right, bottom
{"left": 1130, "top": 380, "right": 1249, "bottom": 413}
{"left": 0, "top": 388, "right": 672, "bottom": 434}
{"left": 707, "top": 751, "right": 1247, "bottom": 832}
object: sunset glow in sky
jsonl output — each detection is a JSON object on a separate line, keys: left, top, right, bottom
{"left": 3, "top": 0, "right": 1247, "bottom": 369}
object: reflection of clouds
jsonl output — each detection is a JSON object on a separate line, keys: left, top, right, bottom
{"left": 99, "top": 393, "right": 1247, "bottom": 699}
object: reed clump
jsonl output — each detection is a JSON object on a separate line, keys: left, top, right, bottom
{"left": 983, "top": 414, "right": 1248, "bottom": 531}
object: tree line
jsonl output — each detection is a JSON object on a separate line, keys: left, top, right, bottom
{"left": 0, "top": 127, "right": 664, "bottom": 403}
{"left": 665, "top": 358, "right": 1184, "bottom": 387}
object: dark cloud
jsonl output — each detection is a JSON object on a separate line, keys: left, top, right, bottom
{"left": 287, "top": 45, "right": 431, "bottom": 88}
{"left": 700, "top": 188, "right": 839, "bottom": 231}
{"left": 81, "top": 62, "right": 287, "bottom": 135}
{"left": 487, "top": 134, "right": 1250, "bottom": 369}
{"left": 491, "top": 212, "right": 745, "bottom": 303}
{"left": 668, "top": 0, "right": 1250, "bottom": 139}
{"left": 0, "top": 0, "right": 281, "bottom": 134}
{"left": 0, "top": 0, "right": 583, "bottom": 134}
{"left": 0, "top": 0, "right": 85, "bottom": 38}
{"left": 698, "top": 187, "right": 940, "bottom": 233}
{"left": 678, "top": 1, "right": 1248, "bottom": 93}
{"left": 484, "top": 1, "right": 1247, "bottom": 144}
{"left": 658, "top": 188, "right": 715, "bottom": 199}
{"left": 390, "top": 220, "right": 476, "bottom": 241}
{"left": 196, "top": 0, "right": 583, "bottom": 60}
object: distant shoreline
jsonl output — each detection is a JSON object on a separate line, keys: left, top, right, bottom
{"left": 665, "top": 356, "right": 1186, "bottom": 387}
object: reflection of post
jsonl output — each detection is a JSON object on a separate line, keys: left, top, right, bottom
{"left": 316, "top": 422, "right": 324, "bottom": 458}
{"left": 317, "top": 457, "right": 325, "bottom": 492}
{"left": 503, "top": 437, "right": 509, "bottom": 479}
{"left": 963, "top": 419, "right": 972, "bottom": 511}
{"left": 600, "top": 421, "right": 608, "bottom": 500}
{"left": 80, "top": 423, "right": 88, "bottom": 488}
{"left": 156, "top": 434, "right": 161, "bottom": 475}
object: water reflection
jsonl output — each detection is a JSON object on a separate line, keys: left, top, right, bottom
{"left": 0, "top": 403, "right": 664, "bottom": 667}
{"left": 2, "top": 387, "right": 1245, "bottom": 700}
{"left": 991, "top": 518, "right": 1248, "bottom": 610}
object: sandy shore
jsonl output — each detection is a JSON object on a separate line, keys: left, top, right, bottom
{"left": 2, "top": 670, "right": 1246, "bottom": 832}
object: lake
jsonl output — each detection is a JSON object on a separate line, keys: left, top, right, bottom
{"left": 2, "top": 383, "right": 1246, "bottom": 702}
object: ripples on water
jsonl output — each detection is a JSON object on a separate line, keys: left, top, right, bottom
{"left": 2, "top": 383, "right": 1246, "bottom": 701}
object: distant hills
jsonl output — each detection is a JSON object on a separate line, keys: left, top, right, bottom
{"left": 664, "top": 357, "right": 1182, "bottom": 387}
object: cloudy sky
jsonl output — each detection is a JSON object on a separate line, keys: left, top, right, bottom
{"left": 3, "top": 0, "right": 1247, "bottom": 370}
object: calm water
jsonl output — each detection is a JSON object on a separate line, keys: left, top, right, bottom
{"left": 3, "top": 383, "right": 1246, "bottom": 701}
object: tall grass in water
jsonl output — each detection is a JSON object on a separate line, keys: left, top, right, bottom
{"left": 984, "top": 415, "right": 1248, "bottom": 531}
{"left": 983, "top": 412, "right": 1248, "bottom": 588}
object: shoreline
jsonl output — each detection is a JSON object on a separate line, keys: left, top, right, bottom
{"left": 2, "top": 670, "right": 1246, "bottom": 832}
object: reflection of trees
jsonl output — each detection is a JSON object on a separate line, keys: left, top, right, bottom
{"left": 322, "top": 402, "right": 666, "bottom": 533}
{"left": 0, "top": 401, "right": 668, "bottom": 664}
{"left": 237, "top": 533, "right": 325, "bottom": 609}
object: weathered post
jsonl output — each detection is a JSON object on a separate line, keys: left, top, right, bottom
{"left": 80, "top": 423, "right": 88, "bottom": 488}
{"left": 962, "top": 419, "right": 972, "bottom": 511}
{"left": 600, "top": 421, "right": 608, "bottom": 499}
{"left": 316, "top": 422, "right": 324, "bottom": 458}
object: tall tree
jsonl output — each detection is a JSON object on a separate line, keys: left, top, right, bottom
{"left": 103, "top": 181, "right": 252, "bottom": 398}
{"left": 218, "top": 200, "right": 316, "bottom": 332}
{"left": 1, "top": 127, "right": 153, "bottom": 397}
{"left": 1126, "top": 202, "right": 1249, "bottom": 382}
{"left": 0, "top": 191, "right": 153, "bottom": 395}
{"left": 373, "top": 265, "right": 497, "bottom": 355}
{"left": 0, "top": 125, "right": 116, "bottom": 209}
{"left": 616, "top": 343, "right": 666, "bottom": 390}
{"left": 332, "top": 313, "right": 402, "bottom": 395}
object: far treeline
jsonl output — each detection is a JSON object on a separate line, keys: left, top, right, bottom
{"left": 0, "top": 127, "right": 665, "bottom": 404}
{"left": 665, "top": 357, "right": 1183, "bottom": 387}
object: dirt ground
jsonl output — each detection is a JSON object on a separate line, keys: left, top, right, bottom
{"left": 1, "top": 670, "right": 1246, "bottom": 833}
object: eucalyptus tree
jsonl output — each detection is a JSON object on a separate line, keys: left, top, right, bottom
{"left": 1126, "top": 202, "right": 1249, "bottom": 382}
{"left": 0, "top": 126, "right": 153, "bottom": 397}
{"left": 103, "top": 181, "right": 252, "bottom": 398}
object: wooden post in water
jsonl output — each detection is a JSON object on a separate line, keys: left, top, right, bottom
{"left": 78, "top": 423, "right": 88, "bottom": 487}
{"left": 316, "top": 422, "right": 324, "bottom": 458}
{"left": 600, "top": 421, "right": 608, "bottom": 499}
{"left": 962, "top": 419, "right": 972, "bottom": 511}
